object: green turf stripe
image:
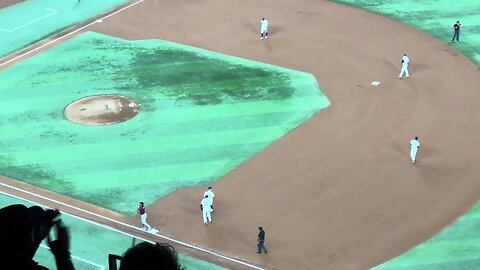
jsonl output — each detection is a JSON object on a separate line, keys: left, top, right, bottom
{"left": 64, "top": 159, "right": 235, "bottom": 189}
{"left": 2, "top": 124, "right": 293, "bottom": 160}
{"left": 22, "top": 141, "right": 268, "bottom": 172}
{"left": 0, "top": 95, "right": 326, "bottom": 132}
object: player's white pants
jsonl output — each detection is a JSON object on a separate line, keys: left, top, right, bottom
{"left": 410, "top": 148, "right": 418, "bottom": 163}
{"left": 399, "top": 64, "right": 409, "bottom": 78}
{"left": 141, "top": 213, "right": 151, "bottom": 230}
{"left": 203, "top": 209, "right": 212, "bottom": 224}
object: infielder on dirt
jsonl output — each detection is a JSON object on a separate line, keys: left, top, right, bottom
{"left": 201, "top": 195, "right": 212, "bottom": 226}
{"left": 410, "top": 136, "right": 420, "bottom": 164}
{"left": 203, "top": 187, "right": 215, "bottom": 213}
{"left": 398, "top": 53, "right": 410, "bottom": 79}
{"left": 137, "top": 202, "right": 152, "bottom": 231}
{"left": 260, "top": 18, "right": 269, "bottom": 40}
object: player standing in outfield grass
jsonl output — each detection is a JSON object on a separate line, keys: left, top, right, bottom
{"left": 200, "top": 195, "right": 212, "bottom": 226}
{"left": 203, "top": 187, "right": 215, "bottom": 213}
{"left": 451, "top": 21, "right": 461, "bottom": 42}
{"left": 260, "top": 18, "right": 269, "bottom": 40}
{"left": 137, "top": 202, "right": 152, "bottom": 231}
{"left": 410, "top": 136, "right": 420, "bottom": 164}
{"left": 398, "top": 53, "right": 410, "bottom": 79}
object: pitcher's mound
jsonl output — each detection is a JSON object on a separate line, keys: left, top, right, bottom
{"left": 64, "top": 95, "right": 140, "bottom": 126}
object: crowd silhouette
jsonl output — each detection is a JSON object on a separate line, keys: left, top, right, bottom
{"left": 0, "top": 204, "right": 184, "bottom": 270}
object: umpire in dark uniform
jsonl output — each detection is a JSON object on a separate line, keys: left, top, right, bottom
{"left": 451, "top": 21, "right": 461, "bottom": 42}
{"left": 256, "top": 227, "right": 268, "bottom": 254}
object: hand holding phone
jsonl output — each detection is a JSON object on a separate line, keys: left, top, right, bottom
{"left": 47, "top": 220, "right": 71, "bottom": 257}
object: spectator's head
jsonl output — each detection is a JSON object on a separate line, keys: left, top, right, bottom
{"left": 0, "top": 204, "right": 35, "bottom": 261}
{"left": 208, "top": 186, "right": 212, "bottom": 190}
{"left": 258, "top": 226, "right": 263, "bottom": 231}
{"left": 29, "top": 206, "right": 60, "bottom": 247}
{"left": 415, "top": 136, "right": 419, "bottom": 140}
{"left": 119, "top": 242, "right": 184, "bottom": 270}
{"left": 0, "top": 204, "right": 61, "bottom": 262}
{"left": 0, "top": 204, "right": 71, "bottom": 270}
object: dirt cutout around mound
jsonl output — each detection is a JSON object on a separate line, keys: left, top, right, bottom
{"left": 64, "top": 95, "right": 140, "bottom": 126}
{"left": 2, "top": 0, "right": 480, "bottom": 270}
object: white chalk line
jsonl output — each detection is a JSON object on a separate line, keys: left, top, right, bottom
{"left": 0, "top": 8, "right": 58, "bottom": 33}
{"left": 0, "top": 183, "right": 265, "bottom": 270}
{"left": 39, "top": 244, "right": 106, "bottom": 270}
{"left": 0, "top": 0, "right": 145, "bottom": 68}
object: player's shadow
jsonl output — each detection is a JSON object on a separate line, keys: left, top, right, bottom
{"left": 417, "top": 145, "right": 437, "bottom": 158}
{"left": 245, "top": 22, "right": 257, "bottom": 34}
{"left": 384, "top": 58, "right": 399, "bottom": 73}
{"left": 245, "top": 23, "right": 284, "bottom": 35}
{"left": 415, "top": 161, "right": 453, "bottom": 188}
{"left": 245, "top": 23, "right": 274, "bottom": 52}
{"left": 269, "top": 25, "right": 284, "bottom": 35}
{"left": 413, "top": 62, "right": 430, "bottom": 72}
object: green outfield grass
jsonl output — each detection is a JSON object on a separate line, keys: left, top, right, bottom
{"left": 0, "top": 0, "right": 129, "bottom": 57}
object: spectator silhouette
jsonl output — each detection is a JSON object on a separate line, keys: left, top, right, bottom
{"left": 0, "top": 204, "right": 75, "bottom": 270}
{"left": 119, "top": 242, "right": 185, "bottom": 270}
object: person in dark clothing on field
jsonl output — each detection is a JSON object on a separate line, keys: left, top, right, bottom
{"left": 451, "top": 21, "right": 461, "bottom": 42}
{"left": 256, "top": 227, "right": 268, "bottom": 254}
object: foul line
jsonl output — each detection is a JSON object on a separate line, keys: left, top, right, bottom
{"left": 39, "top": 244, "right": 106, "bottom": 270}
{"left": 0, "top": 183, "right": 265, "bottom": 270}
{"left": 0, "top": 8, "right": 58, "bottom": 33}
{"left": 0, "top": 0, "right": 145, "bottom": 68}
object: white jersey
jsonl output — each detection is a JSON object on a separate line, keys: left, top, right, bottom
{"left": 261, "top": 19, "right": 268, "bottom": 32}
{"left": 204, "top": 190, "right": 215, "bottom": 204}
{"left": 410, "top": 139, "right": 420, "bottom": 149}
{"left": 402, "top": 55, "right": 410, "bottom": 65}
{"left": 201, "top": 198, "right": 210, "bottom": 211}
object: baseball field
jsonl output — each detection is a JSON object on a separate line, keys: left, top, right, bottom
{"left": 1, "top": 0, "right": 480, "bottom": 269}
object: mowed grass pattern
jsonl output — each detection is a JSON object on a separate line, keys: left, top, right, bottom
{"left": 0, "top": 31, "right": 329, "bottom": 214}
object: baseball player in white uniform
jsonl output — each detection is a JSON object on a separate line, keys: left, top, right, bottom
{"left": 201, "top": 195, "right": 212, "bottom": 226}
{"left": 203, "top": 187, "right": 215, "bottom": 213}
{"left": 260, "top": 18, "right": 269, "bottom": 40}
{"left": 399, "top": 53, "right": 410, "bottom": 78}
{"left": 410, "top": 136, "right": 420, "bottom": 164}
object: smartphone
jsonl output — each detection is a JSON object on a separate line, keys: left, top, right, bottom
{"left": 108, "top": 254, "right": 122, "bottom": 270}
{"left": 48, "top": 215, "right": 62, "bottom": 242}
